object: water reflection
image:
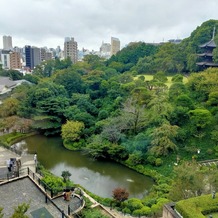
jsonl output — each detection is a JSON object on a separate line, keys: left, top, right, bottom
{"left": 18, "top": 135, "right": 154, "bottom": 198}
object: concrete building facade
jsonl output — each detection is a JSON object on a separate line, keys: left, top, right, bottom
{"left": 64, "top": 37, "right": 78, "bottom": 64}
{"left": 25, "top": 46, "right": 43, "bottom": 69}
{"left": 10, "top": 51, "right": 22, "bottom": 69}
{"left": 32, "top": 47, "right": 41, "bottom": 67}
{"left": 100, "top": 42, "right": 111, "bottom": 59}
{"left": 3, "top": 35, "right": 13, "bottom": 50}
{"left": 1, "top": 50, "right": 10, "bottom": 69}
{"left": 111, "top": 37, "right": 120, "bottom": 56}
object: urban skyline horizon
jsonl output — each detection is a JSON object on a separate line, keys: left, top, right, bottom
{"left": 0, "top": 34, "right": 181, "bottom": 52}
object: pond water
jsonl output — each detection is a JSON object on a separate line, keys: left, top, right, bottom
{"left": 16, "top": 135, "right": 154, "bottom": 198}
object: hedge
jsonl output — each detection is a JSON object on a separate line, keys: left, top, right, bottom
{"left": 176, "top": 194, "right": 218, "bottom": 218}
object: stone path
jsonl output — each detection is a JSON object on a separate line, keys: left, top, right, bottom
{"left": 0, "top": 146, "right": 36, "bottom": 180}
{"left": 0, "top": 177, "right": 62, "bottom": 217}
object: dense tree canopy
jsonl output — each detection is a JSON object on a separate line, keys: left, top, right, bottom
{"left": 2, "top": 19, "right": 218, "bottom": 217}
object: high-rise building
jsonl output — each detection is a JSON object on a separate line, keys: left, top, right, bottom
{"left": 40, "top": 48, "right": 46, "bottom": 61}
{"left": 25, "top": 46, "right": 42, "bottom": 69}
{"left": 100, "top": 41, "right": 111, "bottom": 59}
{"left": 25, "top": 46, "right": 34, "bottom": 69}
{"left": 10, "top": 51, "right": 22, "bottom": 69}
{"left": 111, "top": 37, "right": 120, "bottom": 56}
{"left": 32, "top": 46, "right": 41, "bottom": 67}
{"left": 3, "top": 35, "right": 13, "bottom": 50}
{"left": 64, "top": 37, "right": 78, "bottom": 64}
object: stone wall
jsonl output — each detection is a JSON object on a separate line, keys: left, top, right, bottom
{"left": 162, "top": 203, "right": 182, "bottom": 218}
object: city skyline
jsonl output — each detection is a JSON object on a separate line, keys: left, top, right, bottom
{"left": 0, "top": 0, "right": 218, "bottom": 50}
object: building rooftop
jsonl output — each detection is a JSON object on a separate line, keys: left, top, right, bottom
{"left": 199, "top": 39, "right": 216, "bottom": 48}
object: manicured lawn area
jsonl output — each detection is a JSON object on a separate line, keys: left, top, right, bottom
{"left": 135, "top": 74, "right": 188, "bottom": 88}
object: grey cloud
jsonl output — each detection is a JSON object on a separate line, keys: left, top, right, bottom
{"left": 0, "top": 0, "right": 218, "bottom": 50}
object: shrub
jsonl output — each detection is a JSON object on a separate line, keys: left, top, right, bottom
{"left": 147, "top": 155, "right": 156, "bottom": 165}
{"left": 133, "top": 206, "right": 152, "bottom": 216}
{"left": 155, "top": 158, "right": 163, "bottom": 166}
{"left": 125, "top": 198, "right": 143, "bottom": 212}
{"left": 122, "top": 207, "right": 131, "bottom": 215}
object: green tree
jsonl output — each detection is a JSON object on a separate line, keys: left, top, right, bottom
{"left": 186, "top": 68, "right": 218, "bottom": 101}
{"left": 61, "top": 120, "right": 85, "bottom": 143}
{"left": 153, "top": 42, "right": 185, "bottom": 73}
{"left": 169, "top": 82, "right": 187, "bottom": 102}
{"left": 150, "top": 123, "right": 179, "bottom": 156}
{"left": 188, "top": 108, "right": 213, "bottom": 130}
{"left": 53, "top": 69, "right": 83, "bottom": 96}
{"left": 147, "top": 92, "right": 172, "bottom": 124}
{"left": 135, "top": 56, "right": 154, "bottom": 74}
{"left": 121, "top": 97, "right": 149, "bottom": 134}
{"left": 0, "top": 98, "right": 19, "bottom": 117}
{"left": 153, "top": 71, "right": 168, "bottom": 83}
{"left": 61, "top": 170, "right": 72, "bottom": 182}
{"left": 64, "top": 105, "right": 95, "bottom": 129}
{"left": 169, "top": 161, "right": 206, "bottom": 201}
{"left": 175, "top": 94, "right": 194, "bottom": 109}
{"left": 207, "top": 91, "right": 218, "bottom": 106}
{"left": 171, "top": 74, "right": 183, "bottom": 83}
{"left": 83, "top": 54, "right": 105, "bottom": 69}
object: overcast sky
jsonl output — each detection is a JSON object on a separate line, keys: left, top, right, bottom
{"left": 0, "top": 0, "right": 218, "bottom": 51}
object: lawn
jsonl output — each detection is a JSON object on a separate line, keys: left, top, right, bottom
{"left": 135, "top": 74, "right": 188, "bottom": 88}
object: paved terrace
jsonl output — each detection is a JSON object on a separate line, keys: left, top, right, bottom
{"left": 0, "top": 146, "right": 83, "bottom": 217}
{"left": 0, "top": 146, "right": 131, "bottom": 218}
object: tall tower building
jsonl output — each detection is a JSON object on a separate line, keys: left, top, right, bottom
{"left": 111, "top": 37, "right": 120, "bottom": 56}
{"left": 64, "top": 37, "right": 78, "bottom": 64}
{"left": 32, "top": 46, "right": 41, "bottom": 67}
{"left": 25, "top": 46, "right": 34, "bottom": 69}
{"left": 3, "top": 35, "right": 13, "bottom": 50}
{"left": 25, "top": 46, "right": 42, "bottom": 69}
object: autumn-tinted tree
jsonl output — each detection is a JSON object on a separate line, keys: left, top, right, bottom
{"left": 112, "top": 187, "right": 129, "bottom": 204}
